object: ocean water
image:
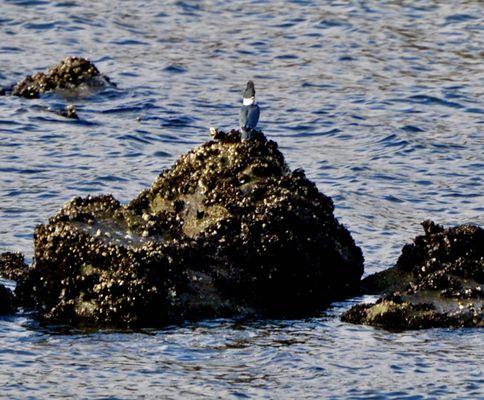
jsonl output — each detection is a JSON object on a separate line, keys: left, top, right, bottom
{"left": 0, "top": 0, "right": 483, "bottom": 398}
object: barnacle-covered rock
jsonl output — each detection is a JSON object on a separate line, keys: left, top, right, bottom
{"left": 0, "top": 252, "right": 28, "bottom": 282}
{"left": 9, "top": 56, "right": 111, "bottom": 99}
{"left": 0, "top": 284, "right": 15, "bottom": 315}
{"left": 342, "top": 221, "right": 484, "bottom": 329}
{"left": 16, "top": 130, "right": 363, "bottom": 327}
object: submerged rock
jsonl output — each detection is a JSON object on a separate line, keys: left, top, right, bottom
{"left": 7, "top": 56, "right": 112, "bottom": 99}
{"left": 342, "top": 221, "right": 483, "bottom": 329}
{"left": 58, "top": 104, "right": 79, "bottom": 119}
{"left": 15, "top": 130, "right": 363, "bottom": 327}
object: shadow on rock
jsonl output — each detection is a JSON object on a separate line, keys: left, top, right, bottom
{"left": 0, "top": 285, "right": 15, "bottom": 315}
{"left": 6, "top": 130, "right": 364, "bottom": 328}
{"left": 342, "top": 220, "right": 483, "bottom": 329}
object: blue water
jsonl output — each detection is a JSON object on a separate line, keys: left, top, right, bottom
{"left": 0, "top": 0, "right": 483, "bottom": 398}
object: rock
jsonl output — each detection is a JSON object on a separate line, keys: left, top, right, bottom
{"left": 0, "top": 252, "right": 29, "bottom": 281}
{"left": 342, "top": 221, "right": 484, "bottom": 329}
{"left": 9, "top": 56, "right": 112, "bottom": 99}
{"left": 59, "top": 104, "right": 79, "bottom": 119}
{"left": 15, "top": 130, "right": 364, "bottom": 327}
{"left": 0, "top": 284, "right": 15, "bottom": 315}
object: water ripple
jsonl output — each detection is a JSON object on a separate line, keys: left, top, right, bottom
{"left": 0, "top": 0, "right": 483, "bottom": 398}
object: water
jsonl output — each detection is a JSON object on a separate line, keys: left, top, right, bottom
{"left": 0, "top": 0, "right": 483, "bottom": 398}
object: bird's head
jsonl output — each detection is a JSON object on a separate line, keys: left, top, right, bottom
{"left": 243, "top": 80, "right": 256, "bottom": 99}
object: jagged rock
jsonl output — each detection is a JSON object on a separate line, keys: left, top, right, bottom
{"left": 342, "top": 221, "right": 484, "bottom": 329}
{"left": 7, "top": 56, "right": 112, "bottom": 99}
{"left": 0, "top": 284, "right": 15, "bottom": 315}
{"left": 15, "top": 130, "right": 363, "bottom": 327}
{"left": 0, "top": 252, "right": 28, "bottom": 281}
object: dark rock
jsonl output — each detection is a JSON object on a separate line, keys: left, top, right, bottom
{"left": 0, "top": 284, "right": 15, "bottom": 315}
{"left": 10, "top": 56, "right": 110, "bottom": 99}
{"left": 0, "top": 252, "right": 29, "bottom": 281}
{"left": 342, "top": 221, "right": 484, "bottom": 329}
{"left": 16, "top": 130, "right": 364, "bottom": 327}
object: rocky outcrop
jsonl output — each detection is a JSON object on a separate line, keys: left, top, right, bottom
{"left": 4, "top": 56, "right": 112, "bottom": 99}
{"left": 15, "top": 130, "right": 364, "bottom": 327}
{"left": 342, "top": 221, "right": 483, "bottom": 329}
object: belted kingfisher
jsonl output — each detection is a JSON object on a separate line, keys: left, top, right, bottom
{"left": 239, "top": 80, "right": 260, "bottom": 140}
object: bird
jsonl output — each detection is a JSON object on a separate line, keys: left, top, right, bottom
{"left": 239, "top": 80, "right": 260, "bottom": 140}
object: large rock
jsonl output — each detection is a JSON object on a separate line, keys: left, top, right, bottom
{"left": 15, "top": 130, "right": 363, "bottom": 327}
{"left": 4, "top": 56, "right": 112, "bottom": 99}
{"left": 342, "top": 221, "right": 483, "bottom": 329}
